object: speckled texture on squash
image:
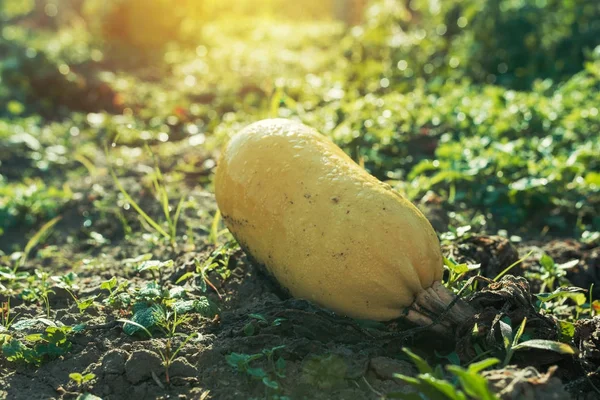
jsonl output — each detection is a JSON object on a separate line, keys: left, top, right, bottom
{"left": 215, "top": 118, "right": 444, "bottom": 321}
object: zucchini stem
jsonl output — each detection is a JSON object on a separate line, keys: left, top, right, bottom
{"left": 404, "top": 281, "right": 475, "bottom": 335}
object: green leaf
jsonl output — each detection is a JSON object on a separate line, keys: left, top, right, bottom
{"left": 100, "top": 277, "right": 117, "bottom": 291}
{"left": 498, "top": 319, "right": 513, "bottom": 351}
{"left": 193, "top": 297, "right": 219, "bottom": 318}
{"left": 172, "top": 300, "right": 196, "bottom": 314}
{"left": 2, "top": 338, "right": 26, "bottom": 359}
{"left": 535, "top": 287, "right": 587, "bottom": 305}
{"left": 402, "top": 348, "right": 434, "bottom": 375}
{"left": 539, "top": 254, "right": 555, "bottom": 270}
{"left": 138, "top": 282, "right": 162, "bottom": 299}
{"left": 7, "top": 100, "right": 25, "bottom": 115}
{"left": 249, "top": 313, "right": 268, "bottom": 323}
{"left": 136, "top": 259, "right": 174, "bottom": 273}
{"left": 11, "top": 318, "right": 42, "bottom": 331}
{"left": 175, "top": 271, "right": 196, "bottom": 284}
{"left": 226, "top": 352, "right": 249, "bottom": 368}
{"left": 395, "top": 374, "right": 459, "bottom": 399}
{"left": 69, "top": 373, "right": 83, "bottom": 383}
{"left": 275, "top": 357, "right": 286, "bottom": 377}
{"left": 24, "top": 333, "right": 44, "bottom": 342}
{"left": 77, "top": 296, "right": 96, "bottom": 312}
{"left": 83, "top": 373, "right": 96, "bottom": 382}
{"left": 262, "top": 377, "right": 279, "bottom": 389}
{"left": 513, "top": 318, "right": 527, "bottom": 346}
{"left": 168, "top": 286, "right": 186, "bottom": 299}
{"left": 584, "top": 172, "right": 600, "bottom": 186}
{"left": 557, "top": 320, "right": 576, "bottom": 342}
{"left": 226, "top": 352, "right": 262, "bottom": 369}
{"left": 419, "top": 373, "right": 467, "bottom": 400}
{"left": 247, "top": 367, "right": 267, "bottom": 378}
{"left": 447, "top": 366, "right": 499, "bottom": 400}
{"left": 467, "top": 358, "right": 500, "bottom": 374}
{"left": 123, "top": 304, "right": 161, "bottom": 335}
{"left": 511, "top": 339, "right": 577, "bottom": 354}
{"left": 243, "top": 323, "right": 255, "bottom": 337}
{"left": 556, "top": 260, "right": 579, "bottom": 270}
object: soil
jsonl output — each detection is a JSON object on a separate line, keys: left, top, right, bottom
{"left": 2, "top": 188, "right": 600, "bottom": 400}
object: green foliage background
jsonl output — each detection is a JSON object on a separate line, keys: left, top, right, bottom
{"left": 0, "top": 0, "right": 599, "bottom": 239}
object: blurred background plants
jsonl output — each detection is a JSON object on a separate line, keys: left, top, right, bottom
{"left": 0, "top": 0, "right": 599, "bottom": 251}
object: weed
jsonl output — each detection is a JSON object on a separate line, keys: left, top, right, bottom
{"left": 226, "top": 345, "right": 287, "bottom": 396}
{"left": 443, "top": 257, "right": 481, "bottom": 292}
{"left": 1, "top": 325, "right": 73, "bottom": 366}
{"left": 243, "top": 314, "right": 286, "bottom": 337}
{"left": 391, "top": 348, "right": 500, "bottom": 400}
{"left": 154, "top": 308, "right": 199, "bottom": 385}
{"left": 21, "top": 270, "right": 55, "bottom": 317}
{"left": 119, "top": 310, "right": 201, "bottom": 386}
{"left": 106, "top": 143, "right": 184, "bottom": 248}
{"left": 69, "top": 371, "right": 96, "bottom": 392}
{"left": 526, "top": 253, "right": 579, "bottom": 292}
{"left": 0, "top": 216, "right": 61, "bottom": 314}
{"left": 0, "top": 300, "right": 18, "bottom": 331}
{"left": 176, "top": 240, "right": 238, "bottom": 291}
{"left": 496, "top": 317, "right": 576, "bottom": 366}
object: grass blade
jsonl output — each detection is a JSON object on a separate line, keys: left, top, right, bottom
{"left": 22, "top": 216, "right": 62, "bottom": 267}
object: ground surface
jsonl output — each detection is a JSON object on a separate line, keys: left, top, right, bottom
{"left": 1, "top": 1, "right": 600, "bottom": 399}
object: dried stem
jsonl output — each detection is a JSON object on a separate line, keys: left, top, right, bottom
{"left": 403, "top": 281, "right": 476, "bottom": 335}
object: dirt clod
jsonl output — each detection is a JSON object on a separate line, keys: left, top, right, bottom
{"left": 369, "top": 357, "right": 415, "bottom": 380}
{"left": 169, "top": 357, "right": 199, "bottom": 378}
{"left": 457, "top": 275, "right": 559, "bottom": 362}
{"left": 444, "top": 235, "right": 521, "bottom": 278}
{"left": 125, "top": 349, "right": 163, "bottom": 384}
{"left": 101, "top": 348, "right": 129, "bottom": 375}
{"left": 483, "top": 365, "right": 569, "bottom": 400}
{"left": 575, "top": 317, "right": 600, "bottom": 371}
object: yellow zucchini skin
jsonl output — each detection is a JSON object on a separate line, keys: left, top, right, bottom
{"left": 215, "top": 119, "right": 444, "bottom": 321}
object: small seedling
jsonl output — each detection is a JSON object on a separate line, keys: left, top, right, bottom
{"left": 226, "top": 345, "right": 287, "bottom": 394}
{"left": 106, "top": 143, "right": 184, "bottom": 248}
{"left": 119, "top": 311, "right": 200, "bottom": 386}
{"left": 0, "top": 216, "right": 61, "bottom": 297}
{"left": 1, "top": 301, "right": 18, "bottom": 332}
{"left": 392, "top": 348, "right": 500, "bottom": 400}
{"left": 69, "top": 371, "right": 96, "bottom": 392}
{"left": 525, "top": 253, "right": 578, "bottom": 292}
{"left": 2, "top": 325, "right": 73, "bottom": 366}
{"left": 499, "top": 317, "right": 576, "bottom": 366}
{"left": 243, "top": 314, "right": 286, "bottom": 336}
{"left": 443, "top": 257, "right": 481, "bottom": 291}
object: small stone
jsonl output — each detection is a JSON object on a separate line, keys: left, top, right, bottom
{"left": 369, "top": 357, "right": 415, "bottom": 380}
{"left": 125, "top": 350, "right": 162, "bottom": 384}
{"left": 102, "top": 349, "right": 129, "bottom": 375}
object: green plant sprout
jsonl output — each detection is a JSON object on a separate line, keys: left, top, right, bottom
{"left": 498, "top": 317, "right": 576, "bottom": 367}
{"left": 69, "top": 371, "right": 96, "bottom": 391}
{"left": 176, "top": 240, "right": 238, "bottom": 291}
{"left": 118, "top": 314, "right": 200, "bottom": 386}
{"left": 226, "top": 345, "right": 287, "bottom": 395}
{"left": 525, "top": 253, "right": 579, "bottom": 292}
{"left": 1, "top": 300, "right": 18, "bottom": 331}
{"left": 1, "top": 325, "right": 73, "bottom": 366}
{"left": 391, "top": 348, "right": 500, "bottom": 400}
{"left": 0, "top": 216, "right": 62, "bottom": 291}
{"left": 105, "top": 143, "right": 184, "bottom": 248}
